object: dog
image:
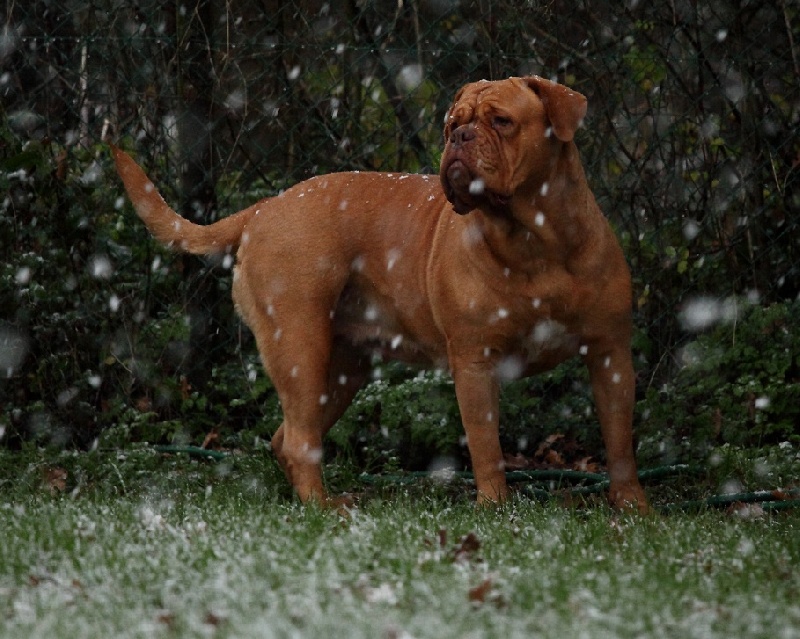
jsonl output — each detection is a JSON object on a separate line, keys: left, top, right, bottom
{"left": 111, "top": 75, "right": 648, "bottom": 512}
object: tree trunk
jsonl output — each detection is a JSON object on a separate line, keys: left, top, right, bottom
{"left": 175, "top": 0, "right": 222, "bottom": 391}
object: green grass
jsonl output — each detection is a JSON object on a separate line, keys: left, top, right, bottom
{"left": 1, "top": 448, "right": 799, "bottom": 638}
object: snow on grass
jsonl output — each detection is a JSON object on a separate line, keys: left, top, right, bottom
{"left": 0, "top": 452, "right": 798, "bottom": 638}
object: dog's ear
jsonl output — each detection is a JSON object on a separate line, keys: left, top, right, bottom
{"left": 524, "top": 76, "right": 587, "bottom": 142}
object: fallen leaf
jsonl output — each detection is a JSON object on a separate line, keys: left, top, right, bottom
{"left": 201, "top": 426, "right": 220, "bottom": 449}
{"left": 452, "top": 531, "right": 481, "bottom": 563}
{"left": 535, "top": 433, "right": 565, "bottom": 458}
{"left": 468, "top": 578, "right": 493, "bottom": 603}
{"left": 55, "top": 148, "right": 68, "bottom": 181}
{"left": 156, "top": 610, "right": 175, "bottom": 627}
{"left": 503, "top": 452, "right": 530, "bottom": 470}
{"left": 712, "top": 408, "right": 722, "bottom": 438}
{"left": 204, "top": 611, "right": 226, "bottom": 627}
{"left": 468, "top": 577, "right": 506, "bottom": 608}
{"left": 574, "top": 456, "right": 600, "bottom": 473}
{"left": 180, "top": 375, "right": 192, "bottom": 401}
{"left": 42, "top": 467, "right": 67, "bottom": 495}
{"left": 544, "top": 449, "right": 565, "bottom": 467}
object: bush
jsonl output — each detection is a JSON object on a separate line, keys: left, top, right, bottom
{"left": 0, "top": 135, "right": 271, "bottom": 449}
{"left": 638, "top": 300, "right": 800, "bottom": 465}
{"left": 325, "top": 357, "right": 603, "bottom": 474}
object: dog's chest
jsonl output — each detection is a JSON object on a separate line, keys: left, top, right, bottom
{"left": 457, "top": 284, "right": 584, "bottom": 375}
{"left": 486, "top": 310, "right": 580, "bottom": 378}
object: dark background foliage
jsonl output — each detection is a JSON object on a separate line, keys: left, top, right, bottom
{"left": 1, "top": 0, "right": 798, "bottom": 467}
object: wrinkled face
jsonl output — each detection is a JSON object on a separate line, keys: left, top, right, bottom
{"left": 439, "top": 76, "right": 586, "bottom": 215}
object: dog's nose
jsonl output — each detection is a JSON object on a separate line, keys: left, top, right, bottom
{"left": 450, "top": 125, "right": 476, "bottom": 147}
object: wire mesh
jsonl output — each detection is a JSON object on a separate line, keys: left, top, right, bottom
{"left": 2, "top": 0, "right": 798, "bottom": 446}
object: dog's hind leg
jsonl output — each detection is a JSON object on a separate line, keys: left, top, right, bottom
{"left": 259, "top": 323, "right": 335, "bottom": 502}
{"left": 269, "top": 339, "right": 369, "bottom": 505}
{"left": 233, "top": 249, "right": 368, "bottom": 504}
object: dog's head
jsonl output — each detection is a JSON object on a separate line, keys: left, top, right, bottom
{"left": 439, "top": 76, "right": 587, "bottom": 215}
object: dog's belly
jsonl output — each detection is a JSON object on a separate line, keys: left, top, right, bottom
{"left": 332, "top": 284, "right": 444, "bottom": 367}
{"left": 337, "top": 323, "right": 433, "bottom": 365}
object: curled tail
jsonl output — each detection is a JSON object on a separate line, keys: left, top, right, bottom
{"left": 110, "top": 144, "right": 254, "bottom": 255}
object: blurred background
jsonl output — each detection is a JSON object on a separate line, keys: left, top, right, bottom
{"left": 1, "top": 0, "right": 798, "bottom": 471}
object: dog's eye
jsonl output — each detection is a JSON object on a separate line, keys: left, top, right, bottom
{"left": 492, "top": 116, "right": 513, "bottom": 130}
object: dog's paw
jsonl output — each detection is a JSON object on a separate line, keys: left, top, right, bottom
{"left": 608, "top": 483, "right": 649, "bottom": 514}
{"left": 325, "top": 493, "right": 361, "bottom": 517}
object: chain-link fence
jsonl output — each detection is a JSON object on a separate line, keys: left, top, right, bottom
{"left": 2, "top": 0, "right": 798, "bottom": 450}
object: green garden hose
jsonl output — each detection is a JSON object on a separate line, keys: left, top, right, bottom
{"left": 153, "top": 445, "right": 229, "bottom": 461}
{"left": 151, "top": 445, "right": 799, "bottom": 512}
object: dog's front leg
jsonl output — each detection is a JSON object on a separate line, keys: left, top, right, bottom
{"left": 451, "top": 361, "right": 508, "bottom": 504}
{"left": 586, "top": 346, "right": 649, "bottom": 513}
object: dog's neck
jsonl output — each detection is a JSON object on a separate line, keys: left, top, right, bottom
{"left": 470, "top": 143, "right": 602, "bottom": 276}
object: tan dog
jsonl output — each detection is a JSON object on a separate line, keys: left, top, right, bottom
{"left": 111, "top": 75, "right": 648, "bottom": 512}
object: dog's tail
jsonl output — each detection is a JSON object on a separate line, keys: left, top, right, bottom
{"left": 110, "top": 144, "right": 254, "bottom": 256}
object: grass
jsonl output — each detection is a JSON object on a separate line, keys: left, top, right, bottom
{"left": 0, "top": 446, "right": 799, "bottom": 638}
